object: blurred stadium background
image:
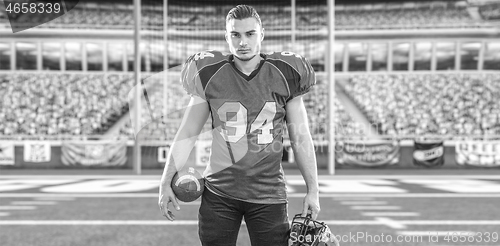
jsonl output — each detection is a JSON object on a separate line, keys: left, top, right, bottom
{"left": 0, "top": 0, "right": 500, "bottom": 172}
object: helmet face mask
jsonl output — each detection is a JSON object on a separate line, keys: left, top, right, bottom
{"left": 288, "top": 214, "right": 339, "bottom": 246}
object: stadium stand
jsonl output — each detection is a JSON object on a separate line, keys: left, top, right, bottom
{"left": 335, "top": 2, "right": 484, "bottom": 30}
{"left": 341, "top": 73, "right": 500, "bottom": 138}
{"left": 1, "top": 1, "right": 499, "bottom": 142}
{"left": 4, "top": 72, "right": 498, "bottom": 140}
{"left": 0, "top": 73, "right": 132, "bottom": 137}
{"left": 478, "top": 3, "right": 500, "bottom": 20}
{"left": 0, "top": 1, "right": 493, "bottom": 31}
{"left": 303, "top": 82, "right": 366, "bottom": 141}
{"left": 116, "top": 78, "right": 364, "bottom": 142}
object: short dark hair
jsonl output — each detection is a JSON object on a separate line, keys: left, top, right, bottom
{"left": 226, "top": 5, "right": 262, "bottom": 28}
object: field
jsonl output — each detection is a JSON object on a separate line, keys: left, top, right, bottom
{"left": 1, "top": 170, "right": 500, "bottom": 246}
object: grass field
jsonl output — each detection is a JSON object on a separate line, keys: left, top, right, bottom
{"left": 1, "top": 174, "right": 500, "bottom": 246}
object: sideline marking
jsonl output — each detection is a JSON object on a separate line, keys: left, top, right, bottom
{"left": 11, "top": 201, "right": 57, "bottom": 205}
{"left": 1, "top": 220, "right": 500, "bottom": 226}
{"left": 2, "top": 175, "right": 500, "bottom": 180}
{"left": 40, "top": 180, "right": 160, "bottom": 193}
{"left": 362, "top": 212, "right": 420, "bottom": 217}
{"left": 34, "top": 197, "right": 75, "bottom": 201}
{"left": 400, "top": 221, "right": 500, "bottom": 225}
{"left": 1, "top": 193, "right": 500, "bottom": 198}
{"left": 2, "top": 179, "right": 500, "bottom": 194}
{"left": 340, "top": 201, "right": 387, "bottom": 205}
{"left": 376, "top": 217, "right": 407, "bottom": 229}
{"left": 397, "top": 231, "right": 476, "bottom": 237}
{"left": 289, "top": 180, "right": 408, "bottom": 193}
{"left": 401, "top": 180, "right": 500, "bottom": 193}
{"left": 351, "top": 206, "right": 401, "bottom": 210}
{"left": 0, "top": 206, "right": 36, "bottom": 210}
{"left": 333, "top": 197, "right": 375, "bottom": 201}
{"left": 0, "top": 180, "right": 79, "bottom": 192}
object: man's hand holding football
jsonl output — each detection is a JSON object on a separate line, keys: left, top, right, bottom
{"left": 159, "top": 184, "right": 180, "bottom": 221}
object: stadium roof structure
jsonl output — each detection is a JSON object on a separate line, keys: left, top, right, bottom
{"left": 102, "top": 0, "right": 325, "bottom": 5}
{"left": 336, "top": 0, "right": 463, "bottom": 3}
{"left": 102, "top": 0, "right": 465, "bottom": 5}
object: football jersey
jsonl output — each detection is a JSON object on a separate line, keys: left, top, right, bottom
{"left": 181, "top": 50, "right": 316, "bottom": 204}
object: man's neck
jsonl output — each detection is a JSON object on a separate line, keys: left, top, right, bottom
{"left": 233, "top": 54, "right": 262, "bottom": 76}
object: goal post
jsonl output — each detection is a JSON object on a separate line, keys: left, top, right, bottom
{"left": 132, "top": 0, "right": 336, "bottom": 175}
{"left": 133, "top": 0, "right": 142, "bottom": 175}
{"left": 327, "top": 0, "right": 335, "bottom": 175}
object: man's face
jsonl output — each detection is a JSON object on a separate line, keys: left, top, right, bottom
{"left": 225, "top": 17, "right": 264, "bottom": 61}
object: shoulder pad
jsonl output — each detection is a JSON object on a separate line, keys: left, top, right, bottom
{"left": 186, "top": 50, "right": 228, "bottom": 69}
{"left": 266, "top": 51, "right": 305, "bottom": 66}
{"left": 265, "top": 51, "right": 316, "bottom": 100}
{"left": 181, "top": 50, "right": 229, "bottom": 99}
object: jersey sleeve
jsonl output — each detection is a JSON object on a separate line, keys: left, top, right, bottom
{"left": 180, "top": 51, "right": 228, "bottom": 100}
{"left": 289, "top": 54, "right": 316, "bottom": 100}
{"left": 267, "top": 51, "right": 316, "bottom": 101}
{"left": 180, "top": 54, "right": 206, "bottom": 100}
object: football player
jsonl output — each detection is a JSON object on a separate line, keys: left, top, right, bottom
{"left": 159, "top": 5, "right": 320, "bottom": 246}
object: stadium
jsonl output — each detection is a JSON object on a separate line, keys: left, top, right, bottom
{"left": 1, "top": 0, "right": 500, "bottom": 171}
{"left": 0, "top": 0, "right": 500, "bottom": 246}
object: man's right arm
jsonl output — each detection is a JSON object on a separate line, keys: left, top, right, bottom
{"left": 159, "top": 95, "right": 209, "bottom": 221}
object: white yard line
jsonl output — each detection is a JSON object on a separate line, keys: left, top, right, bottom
{"left": 375, "top": 217, "right": 407, "bottom": 229}
{"left": 362, "top": 212, "right": 420, "bottom": 217}
{"left": 1, "top": 220, "right": 500, "bottom": 226}
{"left": 340, "top": 201, "right": 388, "bottom": 205}
{"left": 292, "top": 194, "right": 500, "bottom": 198}
{"left": 34, "top": 197, "right": 75, "bottom": 201}
{"left": 0, "top": 220, "right": 199, "bottom": 225}
{"left": 397, "top": 231, "right": 476, "bottom": 236}
{"left": 11, "top": 201, "right": 57, "bottom": 205}
{"left": 1, "top": 193, "right": 500, "bottom": 198}
{"left": 401, "top": 221, "right": 500, "bottom": 225}
{"left": 0, "top": 212, "right": 10, "bottom": 216}
{"left": 0, "top": 206, "right": 36, "bottom": 210}
{"left": 332, "top": 197, "right": 375, "bottom": 201}
{"left": 2, "top": 175, "right": 500, "bottom": 180}
{"left": 351, "top": 206, "right": 401, "bottom": 210}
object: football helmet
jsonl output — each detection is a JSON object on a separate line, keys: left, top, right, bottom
{"left": 289, "top": 214, "right": 340, "bottom": 246}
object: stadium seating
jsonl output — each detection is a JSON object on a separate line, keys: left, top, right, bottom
{"left": 0, "top": 72, "right": 362, "bottom": 141}
{"left": 303, "top": 82, "right": 366, "bottom": 141}
{"left": 0, "top": 2, "right": 491, "bottom": 31}
{"left": 0, "top": 73, "right": 133, "bottom": 137}
{"left": 119, "top": 78, "right": 365, "bottom": 142}
{"left": 341, "top": 73, "right": 500, "bottom": 137}
{"left": 478, "top": 3, "right": 500, "bottom": 20}
{"left": 335, "top": 3, "right": 481, "bottom": 30}
{"left": 4, "top": 71, "right": 499, "bottom": 141}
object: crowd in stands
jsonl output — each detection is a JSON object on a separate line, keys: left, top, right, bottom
{"left": 3, "top": 71, "right": 500, "bottom": 140}
{"left": 342, "top": 74, "right": 500, "bottom": 138}
{"left": 0, "top": 72, "right": 359, "bottom": 141}
{"left": 335, "top": 4, "right": 478, "bottom": 30}
{"left": 478, "top": 3, "right": 500, "bottom": 20}
{"left": 302, "top": 82, "right": 366, "bottom": 141}
{"left": 333, "top": 94, "right": 366, "bottom": 138}
{"left": 118, "top": 75, "right": 197, "bottom": 140}
{"left": 0, "top": 73, "right": 132, "bottom": 137}
{"left": 118, "top": 78, "right": 364, "bottom": 142}
{"left": 0, "top": 1, "right": 493, "bottom": 31}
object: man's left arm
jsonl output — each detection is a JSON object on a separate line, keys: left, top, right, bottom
{"left": 285, "top": 95, "right": 320, "bottom": 220}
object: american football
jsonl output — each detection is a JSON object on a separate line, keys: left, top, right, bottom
{"left": 171, "top": 167, "right": 204, "bottom": 202}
